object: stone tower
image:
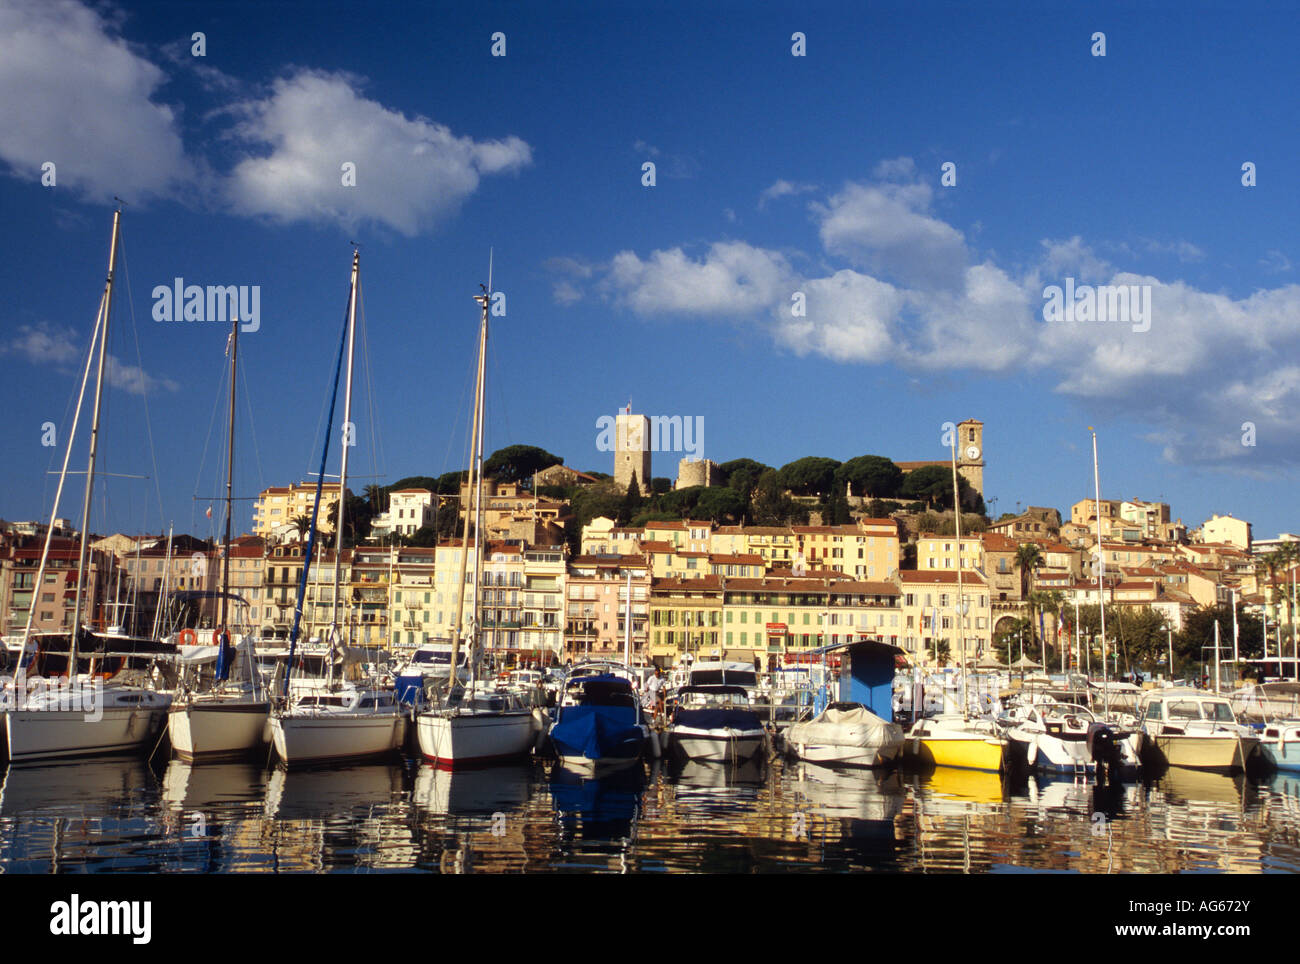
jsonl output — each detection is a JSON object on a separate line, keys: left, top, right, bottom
{"left": 615, "top": 411, "right": 651, "bottom": 495}
{"left": 956, "top": 418, "right": 984, "bottom": 496}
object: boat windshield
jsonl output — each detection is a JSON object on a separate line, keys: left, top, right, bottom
{"left": 1206, "top": 701, "right": 1236, "bottom": 723}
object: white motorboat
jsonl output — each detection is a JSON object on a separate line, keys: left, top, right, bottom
{"left": 1260, "top": 720, "right": 1300, "bottom": 772}
{"left": 785, "top": 702, "right": 903, "bottom": 767}
{"left": 1137, "top": 689, "right": 1267, "bottom": 773}
{"left": 1000, "top": 698, "right": 1141, "bottom": 778}
{"left": 667, "top": 684, "right": 768, "bottom": 763}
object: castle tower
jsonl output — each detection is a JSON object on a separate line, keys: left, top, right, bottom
{"left": 614, "top": 410, "right": 651, "bottom": 495}
{"left": 956, "top": 418, "right": 984, "bottom": 496}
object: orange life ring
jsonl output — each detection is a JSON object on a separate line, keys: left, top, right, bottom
{"left": 179, "top": 628, "right": 198, "bottom": 647}
{"left": 211, "top": 630, "right": 224, "bottom": 646}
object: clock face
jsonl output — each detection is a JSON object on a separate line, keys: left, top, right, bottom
{"left": 965, "top": 445, "right": 981, "bottom": 461}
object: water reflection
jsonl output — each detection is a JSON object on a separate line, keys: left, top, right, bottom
{"left": 0, "top": 754, "right": 1299, "bottom": 873}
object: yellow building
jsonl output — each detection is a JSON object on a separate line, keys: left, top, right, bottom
{"left": 251, "top": 483, "right": 343, "bottom": 540}
{"left": 900, "top": 570, "right": 992, "bottom": 665}
{"left": 721, "top": 574, "right": 902, "bottom": 666}
{"left": 915, "top": 534, "right": 984, "bottom": 573}
{"left": 648, "top": 576, "right": 723, "bottom": 665}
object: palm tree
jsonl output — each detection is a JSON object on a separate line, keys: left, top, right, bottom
{"left": 292, "top": 514, "right": 311, "bottom": 541}
{"left": 1015, "top": 542, "right": 1044, "bottom": 649}
{"left": 1031, "top": 589, "right": 1065, "bottom": 665}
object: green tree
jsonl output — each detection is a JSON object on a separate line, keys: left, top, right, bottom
{"left": 834, "top": 455, "right": 903, "bottom": 499}
{"left": 777, "top": 456, "right": 841, "bottom": 497}
{"left": 650, "top": 477, "right": 673, "bottom": 495}
{"left": 719, "top": 458, "right": 770, "bottom": 503}
{"left": 483, "top": 445, "right": 564, "bottom": 488}
{"left": 619, "top": 473, "right": 644, "bottom": 524}
{"left": 695, "top": 487, "right": 745, "bottom": 524}
{"left": 899, "top": 465, "right": 969, "bottom": 509}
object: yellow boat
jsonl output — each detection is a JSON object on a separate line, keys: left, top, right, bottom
{"left": 904, "top": 715, "right": 1006, "bottom": 773}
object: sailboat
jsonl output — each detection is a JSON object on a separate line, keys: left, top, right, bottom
{"left": 167, "top": 306, "right": 270, "bottom": 762}
{"left": 268, "top": 249, "right": 404, "bottom": 766}
{"left": 413, "top": 262, "right": 536, "bottom": 769}
{"left": 4, "top": 208, "right": 172, "bottom": 763}
{"left": 903, "top": 426, "right": 1008, "bottom": 773}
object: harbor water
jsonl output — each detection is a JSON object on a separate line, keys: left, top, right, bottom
{"left": 2, "top": 755, "right": 1299, "bottom": 873}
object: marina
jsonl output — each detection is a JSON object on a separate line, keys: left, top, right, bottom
{"left": 2, "top": 754, "right": 1300, "bottom": 874}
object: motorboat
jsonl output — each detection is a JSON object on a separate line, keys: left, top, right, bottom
{"left": 784, "top": 702, "right": 902, "bottom": 768}
{"left": 1260, "top": 720, "right": 1300, "bottom": 772}
{"left": 666, "top": 684, "right": 767, "bottom": 763}
{"left": 549, "top": 669, "right": 652, "bottom": 775}
{"left": 1136, "top": 688, "right": 1267, "bottom": 773}
{"left": 999, "top": 698, "right": 1141, "bottom": 779}
{"left": 903, "top": 714, "right": 1007, "bottom": 773}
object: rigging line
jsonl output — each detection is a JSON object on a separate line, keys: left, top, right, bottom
{"left": 117, "top": 230, "right": 167, "bottom": 534}
{"left": 356, "top": 281, "right": 385, "bottom": 489}
{"left": 192, "top": 334, "right": 228, "bottom": 538}
{"left": 238, "top": 353, "right": 267, "bottom": 511}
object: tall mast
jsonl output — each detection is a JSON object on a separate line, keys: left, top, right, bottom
{"left": 1090, "top": 428, "right": 1109, "bottom": 713}
{"left": 448, "top": 256, "right": 491, "bottom": 687}
{"left": 950, "top": 430, "right": 965, "bottom": 717}
{"left": 332, "top": 249, "right": 360, "bottom": 639}
{"left": 221, "top": 310, "right": 239, "bottom": 631}
{"left": 70, "top": 207, "right": 122, "bottom": 669}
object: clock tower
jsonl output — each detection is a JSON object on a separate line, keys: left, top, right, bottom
{"left": 956, "top": 419, "right": 984, "bottom": 497}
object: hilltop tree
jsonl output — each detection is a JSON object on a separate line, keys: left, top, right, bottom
{"left": 620, "top": 473, "right": 644, "bottom": 524}
{"left": 719, "top": 458, "right": 770, "bottom": 502}
{"left": 777, "top": 457, "right": 840, "bottom": 497}
{"left": 694, "top": 486, "right": 745, "bottom": 524}
{"left": 900, "top": 465, "right": 974, "bottom": 510}
{"left": 835, "top": 455, "right": 903, "bottom": 499}
{"left": 483, "top": 445, "right": 564, "bottom": 488}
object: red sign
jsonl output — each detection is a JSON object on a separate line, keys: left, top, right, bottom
{"left": 765, "top": 623, "right": 787, "bottom": 633}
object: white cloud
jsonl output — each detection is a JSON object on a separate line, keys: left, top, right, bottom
{"left": 0, "top": 0, "right": 193, "bottom": 203}
{"left": 0, "top": 323, "right": 176, "bottom": 395}
{"left": 1, "top": 323, "right": 80, "bottom": 365}
{"left": 814, "top": 179, "right": 967, "bottom": 289}
{"left": 604, "top": 242, "right": 794, "bottom": 315}
{"left": 758, "top": 179, "right": 816, "bottom": 208}
{"left": 1261, "top": 250, "right": 1293, "bottom": 273}
{"left": 225, "top": 70, "right": 531, "bottom": 234}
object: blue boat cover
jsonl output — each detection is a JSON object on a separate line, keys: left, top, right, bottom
{"left": 552, "top": 704, "right": 642, "bottom": 760}
{"left": 672, "top": 707, "right": 762, "bottom": 731}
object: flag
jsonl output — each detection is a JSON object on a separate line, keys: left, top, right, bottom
{"left": 205, "top": 505, "right": 213, "bottom": 519}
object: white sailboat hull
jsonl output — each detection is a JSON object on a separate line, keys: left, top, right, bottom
{"left": 415, "top": 711, "right": 534, "bottom": 769}
{"left": 168, "top": 700, "right": 270, "bottom": 762}
{"left": 270, "top": 713, "right": 403, "bottom": 766}
{"left": 5, "top": 702, "right": 169, "bottom": 763}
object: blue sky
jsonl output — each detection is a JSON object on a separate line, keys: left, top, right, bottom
{"left": 2, "top": 0, "right": 1298, "bottom": 541}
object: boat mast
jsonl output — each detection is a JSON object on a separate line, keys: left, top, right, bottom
{"left": 623, "top": 566, "right": 632, "bottom": 669}
{"left": 447, "top": 256, "right": 491, "bottom": 691}
{"left": 221, "top": 309, "right": 239, "bottom": 633}
{"left": 331, "top": 251, "right": 360, "bottom": 642}
{"left": 950, "top": 430, "right": 965, "bottom": 718}
{"left": 70, "top": 207, "right": 122, "bottom": 670}
{"left": 468, "top": 262, "right": 492, "bottom": 685}
{"left": 1090, "top": 428, "right": 1109, "bottom": 714}
{"left": 13, "top": 259, "right": 107, "bottom": 676}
